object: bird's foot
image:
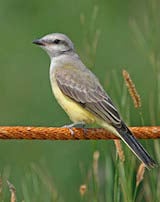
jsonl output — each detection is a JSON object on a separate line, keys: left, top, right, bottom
{"left": 62, "top": 122, "right": 86, "bottom": 136}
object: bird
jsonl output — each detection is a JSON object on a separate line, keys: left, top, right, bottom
{"left": 33, "top": 33, "right": 156, "bottom": 169}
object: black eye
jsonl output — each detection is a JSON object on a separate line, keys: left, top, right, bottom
{"left": 54, "top": 39, "right": 60, "bottom": 44}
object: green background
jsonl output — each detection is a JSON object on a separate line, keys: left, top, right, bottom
{"left": 0, "top": 0, "right": 159, "bottom": 201}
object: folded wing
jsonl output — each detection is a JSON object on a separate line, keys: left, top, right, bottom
{"left": 55, "top": 65, "right": 122, "bottom": 127}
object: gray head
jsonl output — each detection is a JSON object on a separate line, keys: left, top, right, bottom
{"left": 33, "top": 33, "right": 75, "bottom": 58}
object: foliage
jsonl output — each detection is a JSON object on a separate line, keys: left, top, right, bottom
{"left": 0, "top": 0, "right": 159, "bottom": 201}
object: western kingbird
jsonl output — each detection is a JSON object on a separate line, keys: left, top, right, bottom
{"left": 33, "top": 33, "right": 156, "bottom": 169}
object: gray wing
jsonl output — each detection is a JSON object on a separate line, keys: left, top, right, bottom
{"left": 55, "top": 66, "right": 157, "bottom": 168}
{"left": 55, "top": 66, "right": 122, "bottom": 127}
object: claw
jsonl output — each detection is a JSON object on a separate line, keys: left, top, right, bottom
{"left": 68, "top": 127, "right": 75, "bottom": 136}
{"left": 62, "top": 122, "right": 86, "bottom": 136}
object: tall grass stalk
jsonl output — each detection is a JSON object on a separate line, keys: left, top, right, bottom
{"left": 130, "top": 0, "right": 160, "bottom": 201}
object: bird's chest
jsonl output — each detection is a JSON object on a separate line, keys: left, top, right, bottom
{"left": 49, "top": 71, "right": 95, "bottom": 124}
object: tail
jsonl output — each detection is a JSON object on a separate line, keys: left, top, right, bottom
{"left": 115, "top": 121, "right": 157, "bottom": 169}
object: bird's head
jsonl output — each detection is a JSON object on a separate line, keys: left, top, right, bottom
{"left": 33, "top": 33, "right": 75, "bottom": 58}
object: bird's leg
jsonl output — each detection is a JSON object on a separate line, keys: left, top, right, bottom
{"left": 62, "top": 121, "right": 86, "bottom": 135}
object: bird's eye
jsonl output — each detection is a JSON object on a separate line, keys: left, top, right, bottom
{"left": 54, "top": 39, "right": 60, "bottom": 44}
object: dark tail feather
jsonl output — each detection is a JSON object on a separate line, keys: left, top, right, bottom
{"left": 115, "top": 122, "right": 157, "bottom": 169}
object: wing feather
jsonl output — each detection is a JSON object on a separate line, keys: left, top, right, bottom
{"left": 55, "top": 66, "right": 121, "bottom": 127}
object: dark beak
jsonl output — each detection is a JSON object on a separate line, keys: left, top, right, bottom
{"left": 32, "top": 39, "right": 45, "bottom": 46}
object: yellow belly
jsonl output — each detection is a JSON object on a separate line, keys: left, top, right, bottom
{"left": 50, "top": 75, "right": 96, "bottom": 124}
{"left": 50, "top": 72, "right": 120, "bottom": 136}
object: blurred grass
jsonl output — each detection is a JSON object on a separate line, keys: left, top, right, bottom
{"left": 0, "top": 0, "right": 159, "bottom": 201}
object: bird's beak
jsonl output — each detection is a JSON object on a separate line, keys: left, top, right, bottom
{"left": 32, "top": 39, "right": 45, "bottom": 46}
